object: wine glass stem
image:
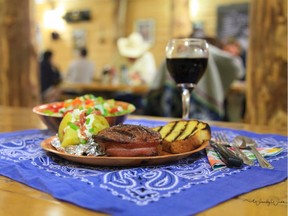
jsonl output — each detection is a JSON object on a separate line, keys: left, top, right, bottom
{"left": 181, "top": 88, "right": 192, "bottom": 119}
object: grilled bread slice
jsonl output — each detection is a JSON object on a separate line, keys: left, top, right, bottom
{"left": 153, "top": 120, "right": 211, "bottom": 154}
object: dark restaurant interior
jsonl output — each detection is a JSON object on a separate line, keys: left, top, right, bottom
{"left": 0, "top": 0, "right": 287, "bottom": 216}
{"left": 0, "top": 0, "right": 286, "bottom": 127}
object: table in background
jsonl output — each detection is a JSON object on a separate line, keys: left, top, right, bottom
{"left": 226, "top": 80, "right": 247, "bottom": 122}
{"left": 60, "top": 82, "right": 149, "bottom": 114}
{"left": 60, "top": 82, "right": 149, "bottom": 99}
{"left": 0, "top": 106, "right": 287, "bottom": 216}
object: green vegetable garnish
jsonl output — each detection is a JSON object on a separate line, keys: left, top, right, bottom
{"left": 68, "top": 122, "right": 79, "bottom": 130}
{"left": 43, "top": 110, "right": 55, "bottom": 115}
{"left": 86, "top": 118, "right": 91, "bottom": 125}
{"left": 80, "top": 139, "right": 87, "bottom": 144}
{"left": 86, "top": 107, "right": 93, "bottom": 115}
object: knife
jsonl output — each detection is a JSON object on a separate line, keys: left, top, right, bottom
{"left": 210, "top": 140, "right": 243, "bottom": 168}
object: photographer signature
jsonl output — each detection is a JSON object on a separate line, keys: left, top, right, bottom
{"left": 243, "top": 199, "right": 287, "bottom": 206}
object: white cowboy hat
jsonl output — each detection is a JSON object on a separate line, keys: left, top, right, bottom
{"left": 117, "top": 32, "right": 151, "bottom": 58}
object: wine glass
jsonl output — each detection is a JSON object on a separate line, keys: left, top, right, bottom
{"left": 166, "top": 38, "right": 209, "bottom": 119}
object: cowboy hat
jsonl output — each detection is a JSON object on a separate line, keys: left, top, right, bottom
{"left": 117, "top": 32, "right": 151, "bottom": 58}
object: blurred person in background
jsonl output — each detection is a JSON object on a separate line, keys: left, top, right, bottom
{"left": 40, "top": 50, "right": 62, "bottom": 102}
{"left": 66, "top": 48, "right": 95, "bottom": 83}
{"left": 107, "top": 32, "right": 157, "bottom": 113}
{"left": 222, "top": 37, "right": 247, "bottom": 119}
{"left": 110, "top": 32, "right": 157, "bottom": 87}
{"left": 192, "top": 36, "right": 245, "bottom": 121}
{"left": 222, "top": 37, "right": 247, "bottom": 78}
{"left": 144, "top": 26, "right": 245, "bottom": 121}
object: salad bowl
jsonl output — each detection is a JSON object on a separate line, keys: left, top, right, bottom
{"left": 33, "top": 95, "right": 136, "bottom": 132}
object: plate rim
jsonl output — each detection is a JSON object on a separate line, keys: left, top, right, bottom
{"left": 41, "top": 136, "right": 208, "bottom": 166}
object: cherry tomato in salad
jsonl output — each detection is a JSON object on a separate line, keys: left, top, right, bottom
{"left": 109, "top": 107, "right": 119, "bottom": 114}
{"left": 40, "top": 94, "right": 135, "bottom": 117}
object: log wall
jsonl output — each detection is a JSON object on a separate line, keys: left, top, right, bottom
{"left": 246, "top": 0, "right": 287, "bottom": 128}
{"left": 0, "top": 0, "right": 39, "bottom": 107}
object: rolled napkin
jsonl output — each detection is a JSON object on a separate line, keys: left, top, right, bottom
{"left": 206, "top": 146, "right": 283, "bottom": 169}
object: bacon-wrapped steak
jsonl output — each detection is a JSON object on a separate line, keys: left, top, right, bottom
{"left": 92, "top": 124, "right": 162, "bottom": 157}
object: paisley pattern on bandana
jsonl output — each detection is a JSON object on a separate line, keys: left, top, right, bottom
{"left": 0, "top": 126, "right": 287, "bottom": 207}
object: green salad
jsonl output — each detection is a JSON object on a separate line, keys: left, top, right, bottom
{"left": 41, "top": 94, "right": 135, "bottom": 117}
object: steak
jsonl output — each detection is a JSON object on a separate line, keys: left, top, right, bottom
{"left": 92, "top": 124, "right": 162, "bottom": 157}
{"left": 105, "top": 147, "right": 158, "bottom": 157}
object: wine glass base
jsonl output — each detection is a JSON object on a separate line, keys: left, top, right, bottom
{"left": 177, "top": 83, "right": 195, "bottom": 92}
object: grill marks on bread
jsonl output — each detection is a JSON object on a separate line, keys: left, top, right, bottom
{"left": 154, "top": 120, "right": 205, "bottom": 142}
{"left": 154, "top": 120, "right": 211, "bottom": 154}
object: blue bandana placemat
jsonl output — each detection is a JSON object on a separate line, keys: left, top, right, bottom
{"left": 0, "top": 119, "right": 287, "bottom": 216}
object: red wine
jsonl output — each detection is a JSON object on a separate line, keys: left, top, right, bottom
{"left": 166, "top": 58, "right": 208, "bottom": 84}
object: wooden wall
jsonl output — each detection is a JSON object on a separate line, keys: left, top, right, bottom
{"left": 189, "top": 0, "right": 250, "bottom": 37}
{"left": 35, "top": 0, "right": 173, "bottom": 78}
{"left": 246, "top": 0, "right": 287, "bottom": 128}
{"left": 0, "top": 0, "right": 39, "bottom": 107}
{"left": 34, "top": 0, "right": 250, "bottom": 77}
{"left": 35, "top": 0, "right": 119, "bottom": 79}
{"left": 125, "top": 0, "right": 171, "bottom": 73}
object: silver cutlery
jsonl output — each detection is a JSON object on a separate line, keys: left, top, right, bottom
{"left": 234, "top": 136, "right": 274, "bottom": 169}
{"left": 211, "top": 132, "right": 243, "bottom": 168}
{"left": 232, "top": 137, "right": 254, "bottom": 166}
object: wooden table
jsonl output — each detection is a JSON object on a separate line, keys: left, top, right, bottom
{"left": 0, "top": 106, "right": 287, "bottom": 216}
{"left": 229, "top": 80, "right": 246, "bottom": 94}
{"left": 60, "top": 82, "right": 149, "bottom": 96}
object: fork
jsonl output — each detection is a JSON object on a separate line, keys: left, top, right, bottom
{"left": 210, "top": 132, "right": 243, "bottom": 167}
{"left": 235, "top": 135, "right": 273, "bottom": 169}
{"left": 214, "top": 132, "right": 254, "bottom": 166}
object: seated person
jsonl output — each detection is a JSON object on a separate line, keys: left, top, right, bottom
{"left": 144, "top": 37, "right": 245, "bottom": 121}
{"left": 40, "top": 50, "right": 62, "bottom": 102}
{"left": 222, "top": 37, "right": 247, "bottom": 120}
{"left": 65, "top": 48, "right": 95, "bottom": 83}
{"left": 191, "top": 42, "right": 245, "bottom": 120}
{"left": 108, "top": 32, "right": 157, "bottom": 113}
{"left": 109, "top": 32, "right": 157, "bottom": 88}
